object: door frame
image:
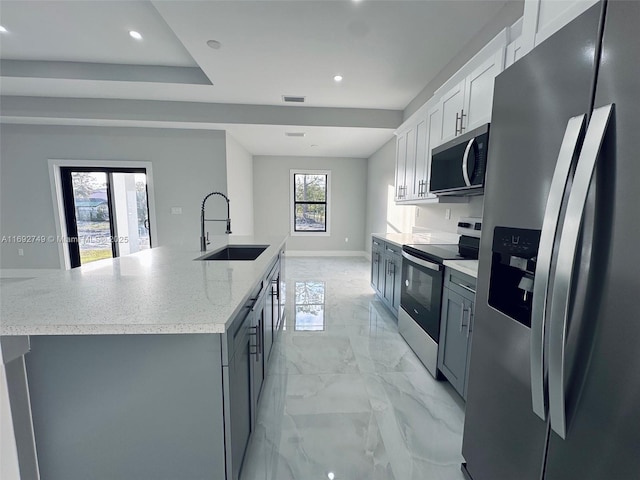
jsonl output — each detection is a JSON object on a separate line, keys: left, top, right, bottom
{"left": 48, "top": 159, "right": 159, "bottom": 270}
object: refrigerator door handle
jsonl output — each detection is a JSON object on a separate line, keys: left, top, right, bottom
{"left": 530, "top": 114, "right": 586, "bottom": 421}
{"left": 462, "top": 138, "right": 475, "bottom": 186}
{"left": 548, "top": 104, "right": 613, "bottom": 440}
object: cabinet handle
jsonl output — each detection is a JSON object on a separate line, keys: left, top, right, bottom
{"left": 467, "top": 310, "right": 473, "bottom": 338}
{"left": 460, "top": 109, "right": 466, "bottom": 133}
{"left": 455, "top": 111, "right": 461, "bottom": 135}
{"left": 249, "top": 325, "right": 260, "bottom": 361}
{"left": 459, "top": 305, "right": 467, "bottom": 333}
{"left": 373, "top": 252, "right": 379, "bottom": 264}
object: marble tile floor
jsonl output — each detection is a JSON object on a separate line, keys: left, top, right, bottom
{"left": 241, "top": 256, "right": 467, "bottom": 480}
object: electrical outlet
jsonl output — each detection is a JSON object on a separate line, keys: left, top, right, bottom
{"left": 18, "top": 248, "right": 24, "bottom": 256}
{"left": 171, "top": 207, "right": 182, "bottom": 215}
{"left": 445, "top": 208, "right": 451, "bottom": 220}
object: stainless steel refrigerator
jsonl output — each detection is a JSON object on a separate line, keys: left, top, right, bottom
{"left": 462, "top": 1, "right": 640, "bottom": 479}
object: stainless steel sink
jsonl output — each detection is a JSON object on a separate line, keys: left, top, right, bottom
{"left": 196, "top": 245, "right": 268, "bottom": 261}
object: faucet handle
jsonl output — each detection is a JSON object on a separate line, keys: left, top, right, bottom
{"left": 206, "top": 232, "right": 210, "bottom": 245}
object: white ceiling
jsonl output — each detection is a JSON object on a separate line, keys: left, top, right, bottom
{"left": 0, "top": 0, "right": 512, "bottom": 157}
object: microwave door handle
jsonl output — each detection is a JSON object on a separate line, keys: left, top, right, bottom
{"left": 531, "top": 114, "right": 587, "bottom": 422}
{"left": 548, "top": 104, "right": 613, "bottom": 440}
{"left": 462, "top": 138, "right": 475, "bottom": 187}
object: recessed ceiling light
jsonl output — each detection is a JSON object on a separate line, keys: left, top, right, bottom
{"left": 207, "top": 40, "right": 222, "bottom": 50}
{"left": 129, "top": 30, "right": 143, "bottom": 40}
{"left": 333, "top": 75, "right": 343, "bottom": 82}
{"left": 0, "top": 26, "right": 7, "bottom": 33}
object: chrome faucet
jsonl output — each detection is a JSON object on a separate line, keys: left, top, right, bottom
{"left": 200, "top": 191, "right": 232, "bottom": 251}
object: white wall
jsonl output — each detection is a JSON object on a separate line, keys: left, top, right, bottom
{"left": 225, "top": 133, "right": 254, "bottom": 236}
{"left": 253, "top": 155, "right": 367, "bottom": 253}
{"left": 0, "top": 125, "right": 227, "bottom": 269}
{"left": 415, "top": 196, "right": 484, "bottom": 233}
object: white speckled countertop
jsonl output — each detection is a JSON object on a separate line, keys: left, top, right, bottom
{"left": 443, "top": 260, "right": 479, "bottom": 279}
{"left": 0, "top": 236, "right": 286, "bottom": 336}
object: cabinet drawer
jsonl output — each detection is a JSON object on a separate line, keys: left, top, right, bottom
{"left": 445, "top": 269, "right": 477, "bottom": 300}
{"left": 383, "top": 242, "right": 401, "bottom": 257}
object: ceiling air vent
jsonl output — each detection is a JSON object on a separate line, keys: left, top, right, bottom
{"left": 282, "top": 95, "right": 306, "bottom": 103}
{"left": 285, "top": 132, "right": 306, "bottom": 137}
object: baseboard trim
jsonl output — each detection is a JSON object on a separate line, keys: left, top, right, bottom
{"left": 0, "top": 268, "right": 60, "bottom": 279}
{"left": 286, "top": 250, "right": 367, "bottom": 258}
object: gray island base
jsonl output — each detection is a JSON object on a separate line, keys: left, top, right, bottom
{"left": 1, "top": 236, "right": 286, "bottom": 480}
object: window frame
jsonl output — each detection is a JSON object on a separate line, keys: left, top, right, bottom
{"left": 289, "top": 169, "right": 331, "bottom": 236}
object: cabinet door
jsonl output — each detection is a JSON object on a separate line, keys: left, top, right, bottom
{"left": 371, "top": 239, "right": 384, "bottom": 296}
{"left": 382, "top": 246, "right": 401, "bottom": 314}
{"left": 263, "top": 279, "right": 275, "bottom": 362}
{"left": 522, "top": 0, "right": 598, "bottom": 51}
{"left": 228, "top": 316, "right": 254, "bottom": 480}
{"left": 391, "top": 255, "right": 402, "bottom": 313}
{"left": 439, "top": 79, "right": 466, "bottom": 143}
{"left": 424, "top": 103, "right": 443, "bottom": 198}
{"left": 438, "top": 288, "right": 471, "bottom": 396}
{"left": 252, "top": 306, "right": 265, "bottom": 409}
{"left": 463, "top": 48, "right": 505, "bottom": 131}
{"left": 404, "top": 127, "right": 417, "bottom": 200}
{"left": 395, "top": 131, "right": 408, "bottom": 200}
{"left": 412, "top": 117, "right": 429, "bottom": 199}
{"left": 463, "top": 298, "right": 475, "bottom": 399}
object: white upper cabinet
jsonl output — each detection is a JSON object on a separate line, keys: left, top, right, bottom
{"left": 463, "top": 47, "right": 505, "bottom": 131}
{"left": 521, "top": 0, "right": 599, "bottom": 53}
{"left": 431, "top": 31, "right": 507, "bottom": 148}
{"left": 393, "top": 27, "right": 507, "bottom": 204}
{"left": 395, "top": 130, "right": 409, "bottom": 201}
{"left": 439, "top": 80, "right": 466, "bottom": 144}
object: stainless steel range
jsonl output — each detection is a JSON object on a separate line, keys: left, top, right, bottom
{"left": 399, "top": 219, "right": 481, "bottom": 377}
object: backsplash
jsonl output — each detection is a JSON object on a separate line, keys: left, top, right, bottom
{"left": 414, "top": 196, "right": 484, "bottom": 234}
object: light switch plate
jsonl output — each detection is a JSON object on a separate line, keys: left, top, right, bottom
{"left": 171, "top": 207, "right": 182, "bottom": 215}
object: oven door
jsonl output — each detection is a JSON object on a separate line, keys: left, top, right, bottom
{"left": 400, "top": 251, "right": 444, "bottom": 342}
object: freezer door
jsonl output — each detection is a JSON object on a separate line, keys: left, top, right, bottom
{"left": 461, "top": 4, "right": 602, "bottom": 480}
{"left": 545, "top": 1, "right": 640, "bottom": 478}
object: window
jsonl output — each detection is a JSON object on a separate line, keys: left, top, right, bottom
{"left": 290, "top": 170, "right": 330, "bottom": 235}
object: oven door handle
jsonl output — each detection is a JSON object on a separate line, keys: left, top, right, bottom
{"left": 402, "top": 251, "right": 442, "bottom": 272}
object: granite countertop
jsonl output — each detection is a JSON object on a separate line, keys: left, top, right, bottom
{"left": 0, "top": 235, "right": 286, "bottom": 336}
{"left": 443, "top": 259, "right": 479, "bottom": 279}
{"left": 372, "top": 231, "right": 460, "bottom": 248}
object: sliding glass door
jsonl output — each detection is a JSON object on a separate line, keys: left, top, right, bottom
{"left": 60, "top": 167, "right": 151, "bottom": 268}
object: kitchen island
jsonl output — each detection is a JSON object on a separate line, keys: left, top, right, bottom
{"left": 0, "top": 235, "right": 287, "bottom": 480}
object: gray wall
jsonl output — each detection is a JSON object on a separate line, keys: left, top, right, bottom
{"left": 404, "top": 0, "right": 524, "bottom": 120}
{"left": 225, "top": 133, "right": 254, "bottom": 236}
{"left": 253, "top": 155, "right": 367, "bottom": 253}
{"left": 0, "top": 124, "right": 227, "bottom": 269}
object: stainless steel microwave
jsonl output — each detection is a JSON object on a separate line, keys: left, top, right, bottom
{"left": 430, "top": 124, "right": 489, "bottom": 195}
